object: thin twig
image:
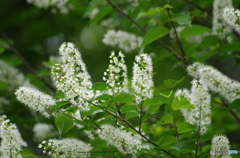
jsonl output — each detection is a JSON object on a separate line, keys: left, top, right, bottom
{"left": 185, "top": 0, "right": 207, "bottom": 13}
{"left": 0, "top": 32, "right": 56, "bottom": 92}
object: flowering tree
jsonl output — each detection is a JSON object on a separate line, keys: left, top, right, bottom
{"left": 1, "top": 0, "right": 240, "bottom": 157}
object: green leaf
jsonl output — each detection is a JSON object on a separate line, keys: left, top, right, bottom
{"left": 137, "top": 7, "right": 163, "bottom": 19}
{"left": 179, "top": 25, "right": 210, "bottom": 38}
{"left": 141, "top": 27, "right": 169, "bottom": 47}
{"left": 143, "top": 95, "right": 170, "bottom": 107}
{"left": 228, "top": 98, "right": 240, "bottom": 110}
{"left": 158, "top": 114, "right": 173, "bottom": 124}
{"left": 50, "top": 101, "right": 71, "bottom": 111}
{"left": 23, "top": 154, "right": 39, "bottom": 158}
{"left": 113, "top": 92, "right": 134, "bottom": 103}
{"left": 0, "top": 47, "right": 5, "bottom": 55}
{"left": 55, "top": 113, "right": 74, "bottom": 135}
{"left": 83, "top": 0, "right": 104, "bottom": 17}
{"left": 171, "top": 13, "right": 191, "bottom": 26}
{"left": 90, "top": 5, "right": 112, "bottom": 26}
{"left": 177, "top": 122, "right": 195, "bottom": 133}
{"left": 0, "top": 38, "right": 9, "bottom": 48}
{"left": 38, "top": 69, "right": 51, "bottom": 76}
{"left": 95, "top": 94, "right": 112, "bottom": 100}
{"left": 55, "top": 91, "right": 65, "bottom": 99}
{"left": 92, "top": 82, "right": 109, "bottom": 91}
{"left": 164, "top": 77, "right": 185, "bottom": 88}
{"left": 172, "top": 96, "right": 195, "bottom": 110}
{"left": 121, "top": 105, "right": 138, "bottom": 113}
{"left": 125, "top": 112, "right": 139, "bottom": 120}
{"left": 163, "top": 4, "right": 174, "bottom": 9}
{"left": 158, "top": 135, "right": 177, "bottom": 146}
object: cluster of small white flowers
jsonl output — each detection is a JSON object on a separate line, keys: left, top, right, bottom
{"left": 211, "top": 135, "right": 231, "bottom": 158}
{"left": 102, "top": 30, "right": 143, "bottom": 53}
{"left": 27, "top": 0, "right": 72, "bottom": 14}
{"left": 38, "top": 138, "right": 92, "bottom": 158}
{"left": 170, "top": 26, "right": 209, "bottom": 44}
{"left": 97, "top": 124, "right": 150, "bottom": 157}
{"left": 223, "top": 7, "right": 240, "bottom": 35}
{"left": 187, "top": 62, "right": 240, "bottom": 103}
{"left": 0, "top": 115, "right": 27, "bottom": 158}
{"left": 212, "top": 0, "right": 233, "bottom": 40}
{"left": 33, "top": 123, "right": 56, "bottom": 142}
{"left": 103, "top": 51, "right": 128, "bottom": 95}
{"left": 175, "top": 80, "right": 211, "bottom": 135}
{"left": 15, "top": 86, "right": 56, "bottom": 118}
{"left": 132, "top": 54, "right": 154, "bottom": 104}
{"left": 0, "top": 60, "right": 31, "bottom": 91}
{"left": 84, "top": 130, "right": 95, "bottom": 140}
{"left": 51, "top": 42, "right": 94, "bottom": 111}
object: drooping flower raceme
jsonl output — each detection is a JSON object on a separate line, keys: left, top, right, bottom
{"left": 51, "top": 42, "right": 94, "bottom": 111}
{"left": 211, "top": 135, "right": 231, "bottom": 158}
{"left": 175, "top": 80, "right": 211, "bottom": 135}
{"left": 15, "top": 86, "right": 56, "bottom": 118}
{"left": 0, "top": 60, "right": 31, "bottom": 91}
{"left": 187, "top": 62, "right": 240, "bottom": 103}
{"left": 38, "top": 138, "right": 92, "bottom": 158}
{"left": 103, "top": 51, "right": 128, "bottom": 95}
{"left": 97, "top": 124, "right": 150, "bottom": 157}
{"left": 102, "top": 30, "right": 143, "bottom": 53}
{"left": 212, "top": 0, "right": 233, "bottom": 40}
{"left": 223, "top": 7, "right": 240, "bottom": 35}
{"left": 27, "top": 0, "right": 72, "bottom": 14}
{"left": 132, "top": 54, "right": 154, "bottom": 104}
{"left": 33, "top": 123, "right": 57, "bottom": 142}
{"left": 0, "top": 115, "right": 27, "bottom": 158}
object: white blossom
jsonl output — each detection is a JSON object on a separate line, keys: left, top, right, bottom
{"left": 223, "top": 7, "right": 240, "bottom": 35}
{"left": 103, "top": 51, "right": 128, "bottom": 95}
{"left": 0, "top": 116, "right": 27, "bottom": 158}
{"left": 0, "top": 60, "right": 31, "bottom": 91}
{"left": 212, "top": 0, "right": 233, "bottom": 40}
{"left": 27, "top": 0, "right": 73, "bottom": 14}
{"left": 175, "top": 80, "right": 211, "bottom": 135}
{"left": 15, "top": 86, "right": 56, "bottom": 118}
{"left": 97, "top": 124, "right": 150, "bottom": 157}
{"left": 102, "top": 30, "right": 143, "bottom": 53}
{"left": 39, "top": 138, "right": 92, "bottom": 158}
{"left": 211, "top": 135, "right": 231, "bottom": 158}
{"left": 33, "top": 123, "right": 57, "bottom": 142}
{"left": 51, "top": 42, "right": 94, "bottom": 111}
{"left": 132, "top": 54, "right": 154, "bottom": 104}
{"left": 187, "top": 62, "right": 240, "bottom": 103}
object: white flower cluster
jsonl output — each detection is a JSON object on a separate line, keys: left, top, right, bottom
{"left": 27, "top": 0, "right": 72, "bottom": 14}
{"left": 223, "top": 7, "right": 240, "bottom": 35}
{"left": 97, "top": 124, "right": 150, "bottom": 157}
{"left": 175, "top": 80, "right": 211, "bottom": 135}
{"left": 102, "top": 30, "right": 143, "bottom": 53}
{"left": 51, "top": 42, "right": 94, "bottom": 111}
{"left": 132, "top": 54, "right": 154, "bottom": 104}
{"left": 38, "top": 138, "right": 92, "bottom": 158}
{"left": 187, "top": 62, "right": 240, "bottom": 103}
{"left": 103, "top": 51, "right": 128, "bottom": 95}
{"left": 15, "top": 86, "right": 56, "bottom": 118}
{"left": 212, "top": 0, "right": 233, "bottom": 40}
{"left": 211, "top": 135, "right": 231, "bottom": 158}
{"left": 0, "top": 60, "right": 31, "bottom": 91}
{"left": 33, "top": 123, "right": 57, "bottom": 142}
{"left": 0, "top": 115, "right": 27, "bottom": 158}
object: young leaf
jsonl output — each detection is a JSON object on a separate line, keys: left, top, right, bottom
{"left": 171, "top": 13, "right": 191, "bottom": 26}
{"left": 121, "top": 105, "right": 138, "bottom": 113}
{"left": 23, "top": 154, "right": 39, "bottom": 158}
{"left": 50, "top": 101, "right": 71, "bottom": 111}
{"left": 125, "top": 112, "right": 139, "bottom": 120}
{"left": 158, "top": 135, "right": 177, "bottom": 146}
{"left": 55, "top": 113, "right": 74, "bottom": 135}
{"left": 55, "top": 90, "right": 65, "bottom": 99}
{"left": 141, "top": 27, "right": 169, "bottom": 47}
{"left": 38, "top": 69, "right": 51, "bottom": 77}
{"left": 113, "top": 92, "right": 134, "bottom": 103}
{"left": 95, "top": 94, "right": 112, "bottom": 100}
{"left": 92, "top": 82, "right": 109, "bottom": 91}
{"left": 137, "top": 7, "right": 162, "bottom": 19}
{"left": 164, "top": 77, "right": 185, "bottom": 88}
{"left": 157, "top": 114, "right": 173, "bottom": 124}
{"left": 143, "top": 95, "right": 170, "bottom": 107}
{"left": 228, "top": 98, "right": 240, "bottom": 110}
{"left": 179, "top": 25, "right": 210, "bottom": 38}
{"left": 172, "top": 96, "right": 195, "bottom": 110}
{"left": 177, "top": 122, "right": 195, "bottom": 133}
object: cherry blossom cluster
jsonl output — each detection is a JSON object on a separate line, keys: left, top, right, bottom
{"left": 223, "top": 7, "right": 240, "bottom": 35}
{"left": 211, "top": 135, "right": 231, "bottom": 158}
